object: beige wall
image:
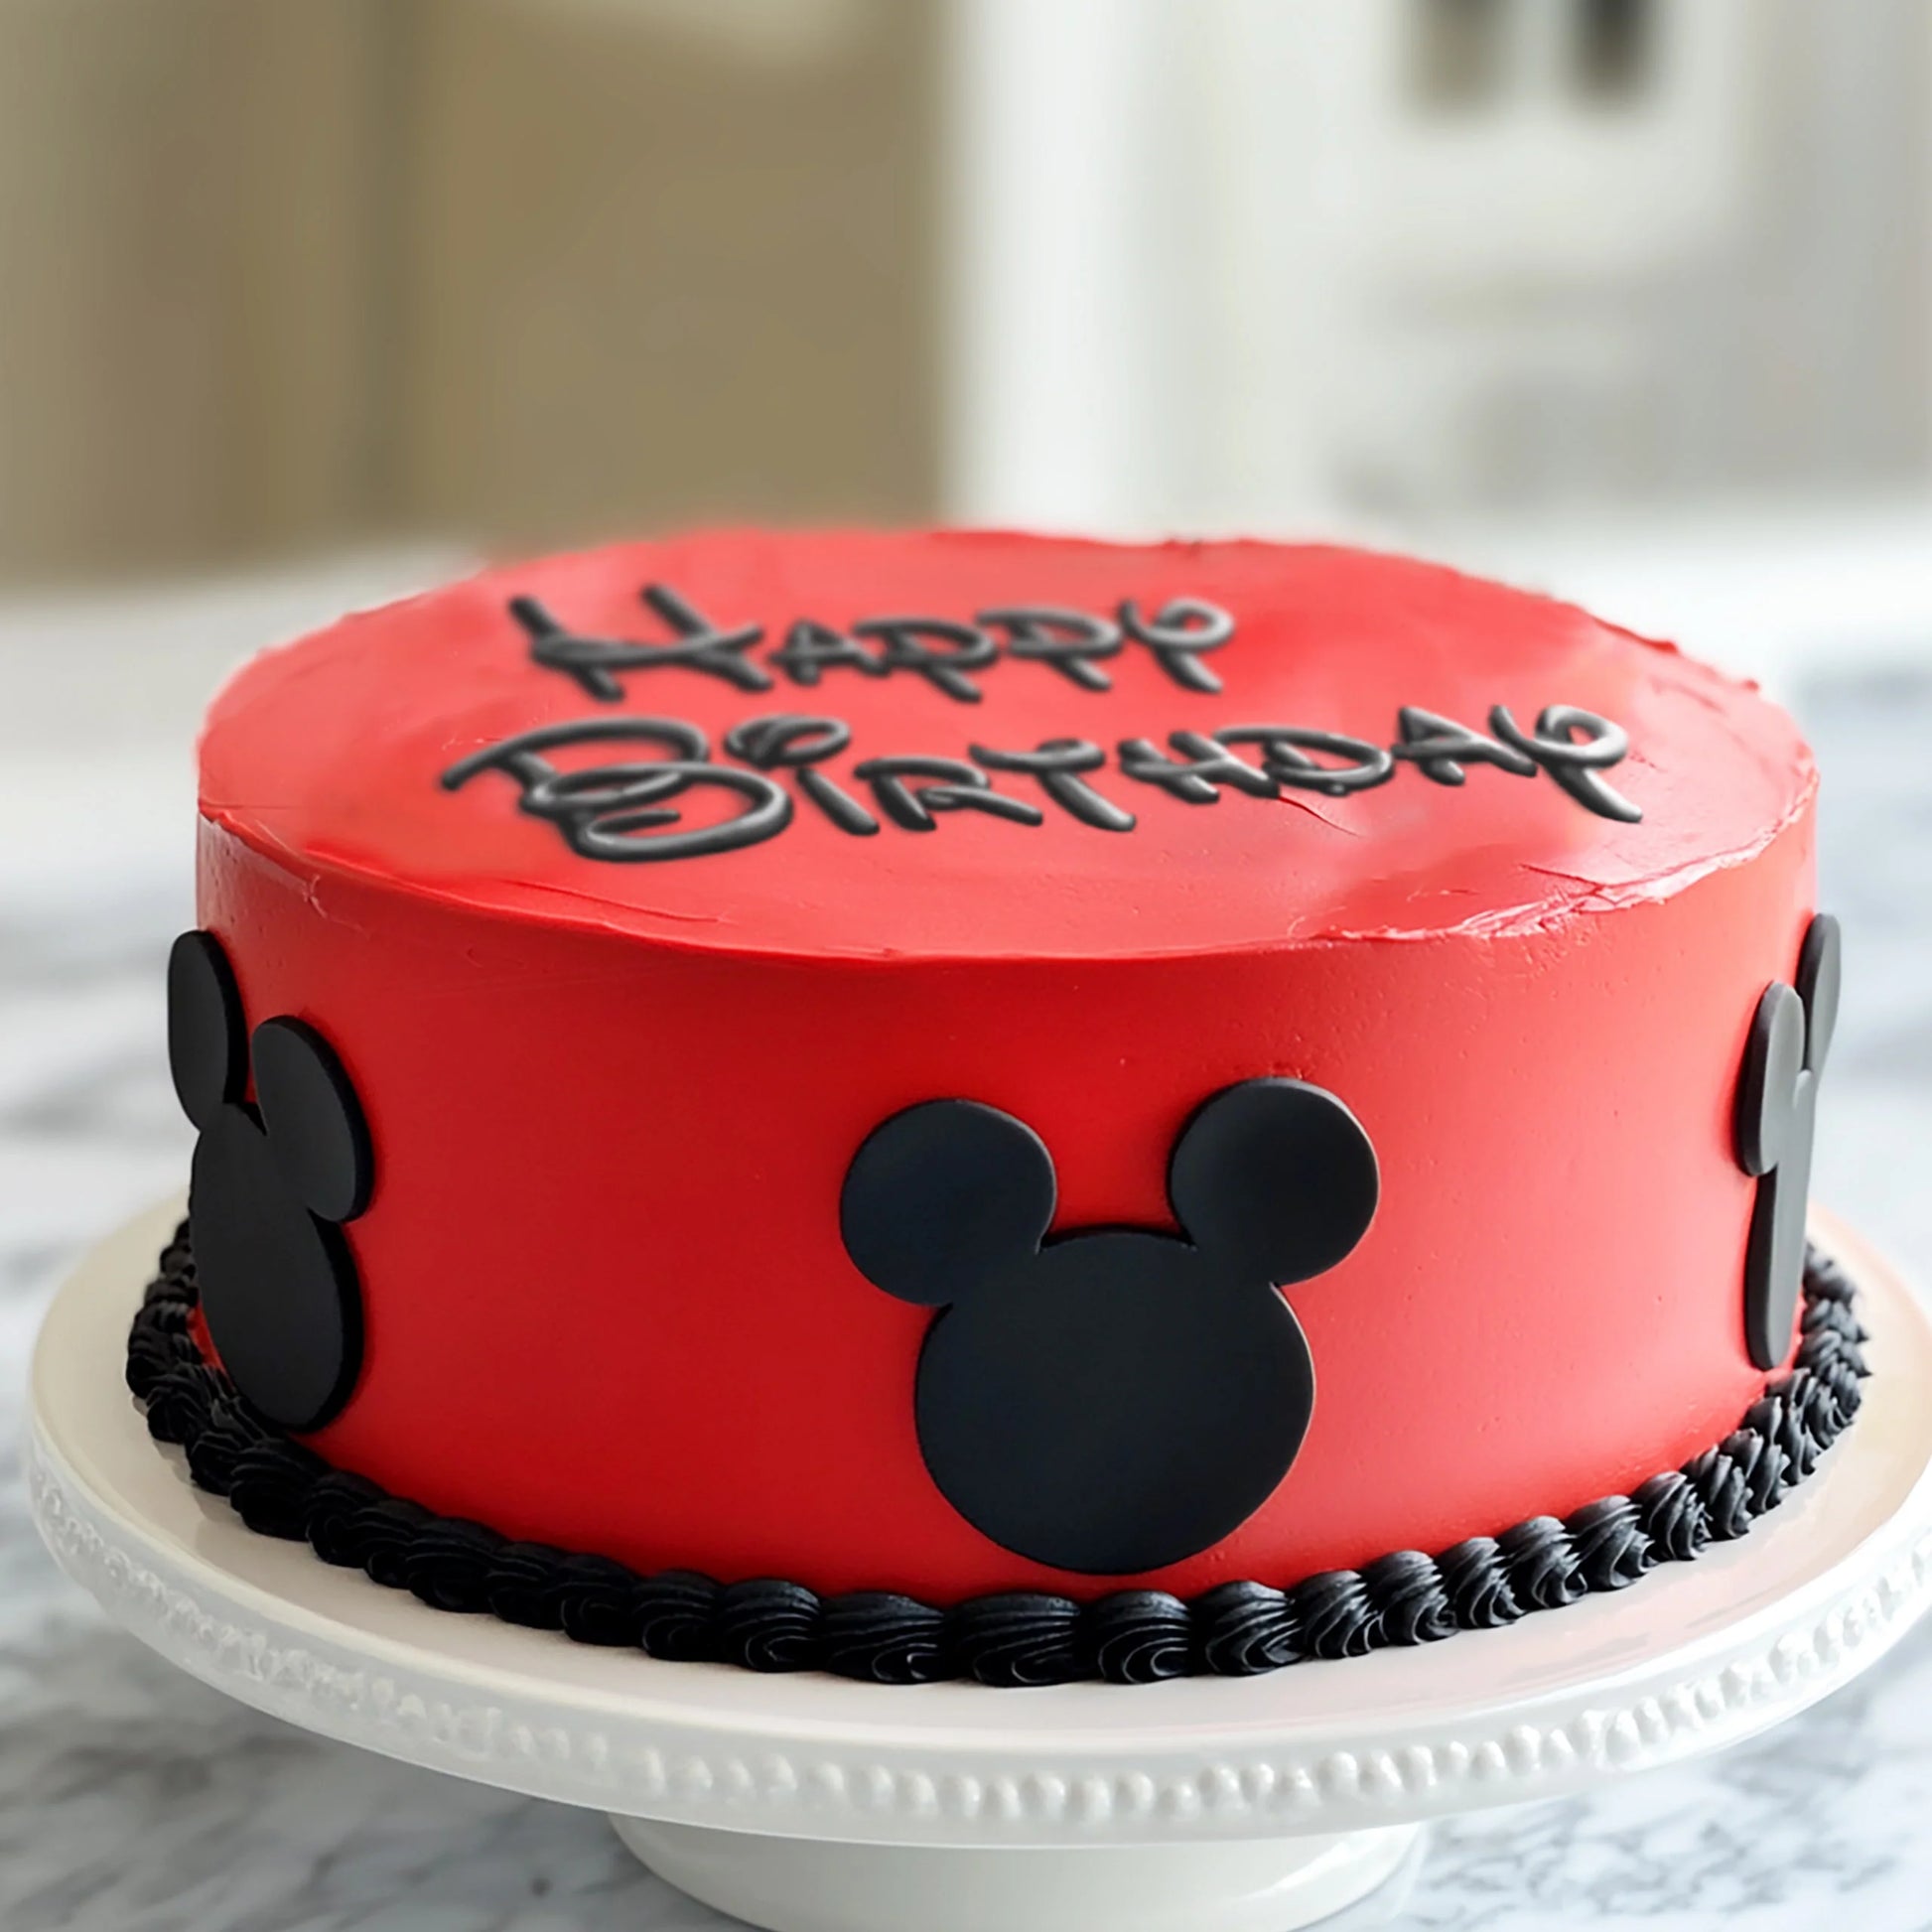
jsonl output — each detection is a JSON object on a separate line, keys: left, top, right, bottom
{"left": 0, "top": 1, "right": 392, "bottom": 579}
{"left": 0, "top": 0, "right": 939, "bottom": 584}
{"left": 397, "top": 0, "right": 938, "bottom": 551}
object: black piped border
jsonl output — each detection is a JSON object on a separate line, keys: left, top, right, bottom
{"left": 126, "top": 1223, "right": 1868, "bottom": 1687}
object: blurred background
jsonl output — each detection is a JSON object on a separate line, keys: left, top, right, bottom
{"left": 1, "top": 1, "right": 1928, "bottom": 590}
{"left": 4, "top": 6, "right": 1932, "bottom": 1926}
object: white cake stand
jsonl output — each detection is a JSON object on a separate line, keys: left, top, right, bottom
{"left": 26, "top": 1199, "right": 1932, "bottom": 1932}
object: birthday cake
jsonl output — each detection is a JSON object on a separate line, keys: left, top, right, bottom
{"left": 129, "top": 529, "right": 1863, "bottom": 1685}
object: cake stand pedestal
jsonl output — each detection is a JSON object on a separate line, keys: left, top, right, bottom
{"left": 27, "top": 1201, "right": 1932, "bottom": 1932}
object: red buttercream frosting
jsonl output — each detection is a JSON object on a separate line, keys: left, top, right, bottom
{"left": 194, "top": 529, "right": 1817, "bottom": 1600}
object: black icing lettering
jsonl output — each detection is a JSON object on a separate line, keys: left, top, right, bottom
{"left": 1389, "top": 706, "right": 1538, "bottom": 786}
{"left": 1215, "top": 726, "right": 1396, "bottom": 797}
{"left": 851, "top": 617, "right": 998, "bottom": 704}
{"left": 442, "top": 719, "right": 790, "bottom": 862}
{"left": 511, "top": 597, "right": 624, "bottom": 701}
{"left": 509, "top": 586, "right": 770, "bottom": 700}
{"left": 723, "top": 714, "right": 879, "bottom": 837}
{"left": 474, "top": 579, "right": 1651, "bottom": 854}
{"left": 1119, "top": 598, "right": 1235, "bottom": 694}
{"left": 970, "top": 740, "right": 1136, "bottom": 832}
{"left": 1117, "top": 731, "right": 1277, "bottom": 804}
{"left": 1489, "top": 704, "right": 1641, "bottom": 823}
{"left": 724, "top": 713, "right": 852, "bottom": 766}
{"left": 768, "top": 620, "right": 886, "bottom": 688}
{"left": 978, "top": 607, "right": 1123, "bottom": 693}
{"left": 546, "top": 765, "right": 790, "bottom": 862}
{"left": 851, "top": 757, "right": 1045, "bottom": 832}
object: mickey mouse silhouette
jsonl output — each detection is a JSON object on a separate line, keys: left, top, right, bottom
{"left": 167, "top": 931, "right": 372, "bottom": 1431}
{"left": 841, "top": 1080, "right": 1379, "bottom": 1575}
{"left": 1735, "top": 913, "right": 1841, "bottom": 1370}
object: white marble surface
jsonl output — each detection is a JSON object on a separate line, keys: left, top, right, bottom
{"left": 3, "top": 601, "right": 1931, "bottom": 1927}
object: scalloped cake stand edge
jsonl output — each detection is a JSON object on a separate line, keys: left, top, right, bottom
{"left": 26, "top": 1198, "right": 1932, "bottom": 1932}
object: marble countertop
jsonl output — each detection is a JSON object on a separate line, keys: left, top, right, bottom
{"left": 4, "top": 605, "right": 1932, "bottom": 1928}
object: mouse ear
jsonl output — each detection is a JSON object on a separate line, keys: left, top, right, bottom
{"left": 841, "top": 1099, "right": 1055, "bottom": 1307}
{"left": 1169, "top": 1078, "right": 1379, "bottom": 1285}
{"left": 1797, "top": 913, "right": 1841, "bottom": 1077}
{"left": 252, "top": 1018, "right": 374, "bottom": 1222}
{"left": 1735, "top": 981, "right": 1805, "bottom": 1175}
{"left": 167, "top": 931, "right": 247, "bottom": 1131}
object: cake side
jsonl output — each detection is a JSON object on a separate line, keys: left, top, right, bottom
{"left": 192, "top": 802, "right": 1813, "bottom": 1599}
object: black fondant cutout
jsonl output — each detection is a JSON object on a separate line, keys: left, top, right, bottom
{"left": 167, "top": 930, "right": 246, "bottom": 1131}
{"left": 851, "top": 757, "right": 1045, "bottom": 832}
{"left": 192, "top": 1114, "right": 364, "bottom": 1433}
{"left": 841, "top": 1078, "right": 1380, "bottom": 1575}
{"left": 252, "top": 1018, "right": 373, "bottom": 1223}
{"left": 970, "top": 740, "right": 1137, "bottom": 832}
{"left": 1117, "top": 732, "right": 1278, "bottom": 804}
{"left": 1169, "top": 1080, "right": 1380, "bottom": 1286}
{"left": 1736, "top": 913, "right": 1842, "bottom": 1369}
{"left": 843, "top": 1100, "right": 1057, "bottom": 1307}
{"left": 168, "top": 929, "right": 369, "bottom": 1431}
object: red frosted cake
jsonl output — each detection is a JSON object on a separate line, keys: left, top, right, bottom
{"left": 131, "top": 529, "right": 1861, "bottom": 1684}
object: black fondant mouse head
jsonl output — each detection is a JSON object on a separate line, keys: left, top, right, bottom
{"left": 841, "top": 1079, "right": 1379, "bottom": 1574}
{"left": 168, "top": 930, "right": 372, "bottom": 1430}
{"left": 1735, "top": 912, "right": 1840, "bottom": 1370}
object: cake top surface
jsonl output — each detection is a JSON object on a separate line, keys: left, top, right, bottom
{"left": 200, "top": 529, "right": 1813, "bottom": 962}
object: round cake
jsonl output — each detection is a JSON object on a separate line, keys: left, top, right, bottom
{"left": 134, "top": 529, "right": 1861, "bottom": 1684}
